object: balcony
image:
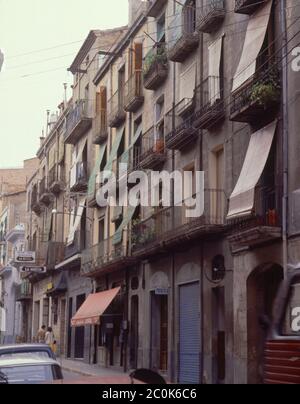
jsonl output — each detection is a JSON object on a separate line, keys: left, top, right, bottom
{"left": 230, "top": 65, "right": 281, "bottom": 124}
{"left": 93, "top": 109, "right": 108, "bottom": 145}
{"left": 139, "top": 126, "right": 166, "bottom": 170}
{"left": 81, "top": 231, "right": 136, "bottom": 277}
{"left": 146, "top": 0, "right": 168, "bottom": 17}
{"left": 197, "top": 0, "right": 225, "bottom": 33}
{"left": 47, "top": 241, "right": 65, "bottom": 269}
{"left": 65, "top": 99, "right": 93, "bottom": 144}
{"left": 108, "top": 89, "right": 126, "bottom": 128}
{"left": 143, "top": 44, "right": 168, "bottom": 90}
{"left": 194, "top": 76, "right": 225, "bottom": 130}
{"left": 132, "top": 189, "right": 228, "bottom": 257}
{"left": 39, "top": 178, "right": 52, "bottom": 205}
{"left": 227, "top": 187, "right": 282, "bottom": 250}
{"left": 70, "top": 161, "right": 88, "bottom": 193}
{"left": 48, "top": 165, "right": 65, "bottom": 195}
{"left": 165, "top": 98, "right": 197, "bottom": 150}
{"left": 15, "top": 280, "right": 32, "bottom": 302}
{"left": 124, "top": 70, "right": 144, "bottom": 112}
{"left": 31, "top": 185, "right": 42, "bottom": 215}
{"left": 235, "top": 0, "right": 268, "bottom": 14}
{"left": 65, "top": 230, "right": 83, "bottom": 261}
{"left": 168, "top": 6, "right": 199, "bottom": 63}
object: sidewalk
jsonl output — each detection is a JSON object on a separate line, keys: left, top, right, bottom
{"left": 58, "top": 358, "right": 128, "bottom": 378}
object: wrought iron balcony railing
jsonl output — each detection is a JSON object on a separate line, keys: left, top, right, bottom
{"left": 146, "top": 0, "right": 168, "bottom": 18}
{"left": 93, "top": 109, "right": 108, "bottom": 144}
{"left": 197, "top": 0, "right": 225, "bottom": 33}
{"left": 15, "top": 280, "right": 32, "bottom": 302}
{"left": 228, "top": 186, "right": 282, "bottom": 249}
{"left": 194, "top": 76, "right": 225, "bottom": 129}
{"left": 48, "top": 165, "right": 65, "bottom": 194}
{"left": 81, "top": 230, "right": 135, "bottom": 277}
{"left": 143, "top": 43, "right": 168, "bottom": 90}
{"left": 165, "top": 98, "right": 197, "bottom": 150}
{"left": 108, "top": 89, "right": 126, "bottom": 128}
{"left": 132, "top": 189, "right": 228, "bottom": 255}
{"left": 139, "top": 126, "right": 166, "bottom": 170}
{"left": 70, "top": 161, "right": 88, "bottom": 192}
{"left": 65, "top": 99, "right": 93, "bottom": 144}
{"left": 168, "top": 5, "right": 199, "bottom": 62}
{"left": 230, "top": 64, "right": 281, "bottom": 124}
{"left": 235, "top": 0, "right": 268, "bottom": 15}
{"left": 124, "top": 70, "right": 144, "bottom": 112}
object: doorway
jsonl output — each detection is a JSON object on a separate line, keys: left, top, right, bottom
{"left": 130, "top": 295, "right": 139, "bottom": 369}
{"left": 247, "top": 264, "right": 283, "bottom": 384}
{"left": 60, "top": 299, "right": 66, "bottom": 357}
{"left": 150, "top": 293, "right": 168, "bottom": 372}
{"left": 212, "top": 287, "right": 226, "bottom": 384}
{"left": 74, "top": 294, "right": 86, "bottom": 359}
{"left": 67, "top": 297, "right": 73, "bottom": 358}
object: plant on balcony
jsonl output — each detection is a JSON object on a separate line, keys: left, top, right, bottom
{"left": 250, "top": 70, "right": 280, "bottom": 108}
{"left": 131, "top": 219, "right": 156, "bottom": 247}
{"left": 143, "top": 47, "right": 167, "bottom": 76}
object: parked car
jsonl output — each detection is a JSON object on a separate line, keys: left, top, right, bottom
{"left": 264, "top": 268, "right": 300, "bottom": 384}
{"left": 0, "top": 357, "right": 63, "bottom": 384}
{"left": 0, "top": 344, "right": 56, "bottom": 360}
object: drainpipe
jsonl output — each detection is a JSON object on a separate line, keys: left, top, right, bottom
{"left": 199, "top": 31, "right": 204, "bottom": 384}
{"left": 170, "top": 32, "right": 177, "bottom": 383}
{"left": 280, "top": 0, "right": 289, "bottom": 278}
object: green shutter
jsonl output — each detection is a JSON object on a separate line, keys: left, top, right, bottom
{"left": 112, "top": 205, "right": 137, "bottom": 245}
{"left": 88, "top": 145, "right": 107, "bottom": 198}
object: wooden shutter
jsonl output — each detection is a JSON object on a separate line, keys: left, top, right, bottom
{"left": 100, "top": 86, "right": 107, "bottom": 110}
{"left": 134, "top": 43, "right": 143, "bottom": 71}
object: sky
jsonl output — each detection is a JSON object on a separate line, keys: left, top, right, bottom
{"left": 0, "top": 0, "right": 128, "bottom": 168}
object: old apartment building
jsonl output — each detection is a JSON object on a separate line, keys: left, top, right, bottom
{"left": 13, "top": 0, "right": 300, "bottom": 384}
{"left": 0, "top": 159, "right": 38, "bottom": 343}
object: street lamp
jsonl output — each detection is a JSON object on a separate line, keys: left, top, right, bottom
{"left": 0, "top": 50, "right": 4, "bottom": 73}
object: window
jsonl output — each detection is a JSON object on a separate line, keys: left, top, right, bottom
{"left": 98, "top": 218, "right": 105, "bottom": 243}
{"left": 157, "top": 14, "right": 166, "bottom": 43}
{"left": 155, "top": 96, "right": 165, "bottom": 141}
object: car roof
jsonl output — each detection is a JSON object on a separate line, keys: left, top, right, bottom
{"left": 0, "top": 357, "right": 59, "bottom": 368}
{"left": 0, "top": 344, "right": 50, "bottom": 350}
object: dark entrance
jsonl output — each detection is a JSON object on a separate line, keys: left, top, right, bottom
{"left": 74, "top": 294, "right": 85, "bottom": 359}
{"left": 130, "top": 295, "right": 139, "bottom": 369}
{"left": 67, "top": 297, "right": 73, "bottom": 358}
{"left": 247, "top": 264, "right": 284, "bottom": 384}
{"left": 150, "top": 292, "right": 168, "bottom": 372}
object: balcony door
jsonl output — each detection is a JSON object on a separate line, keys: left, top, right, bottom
{"left": 210, "top": 147, "right": 225, "bottom": 224}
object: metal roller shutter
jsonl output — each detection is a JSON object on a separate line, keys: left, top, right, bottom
{"left": 179, "top": 282, "right": 201, "bottom": 384}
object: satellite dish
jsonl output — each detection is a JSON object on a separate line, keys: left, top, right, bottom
{"left": 0, "top": 49, "right": 4, "bottom": 72}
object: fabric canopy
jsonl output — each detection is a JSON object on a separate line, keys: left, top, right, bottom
{"left": 104, "top": 127, "right": 124, "bottom": 173}
{"left": 227, "top": 120, "right": 277, "bottom": 219}
{"left": 180, "top": 63, "right": 196, "bottom": 101}
{"left": 71, "top": 287, "right": 121, "bottom": 327}
{"left": 232, "top": 0, "right": 273, "bottom": 93}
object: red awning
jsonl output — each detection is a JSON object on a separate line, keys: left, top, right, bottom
{"left": 71, "top": 287, "right": 121, "bottom": 327}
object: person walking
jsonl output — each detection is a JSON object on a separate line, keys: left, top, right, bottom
{"left": 37, "top": 325, "right": 46, "bottom": 344}
{"left": 45, "top": 327, "right": 55, "bottom": 352}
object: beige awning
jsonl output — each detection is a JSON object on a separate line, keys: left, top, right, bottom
{"left": 232, "top": 0, "right": 273, "bottom": 93}
{"left": 227, "top": 120, "right": 277, "bottom": 219}
{"left": 71, "top": 287, "right": 121, "bottom": 327}
{"left": 208, "top": 35, "right": 223, "bottom": 104}
{"left": 180, "top": 62, "right": 196, "bottom": 101}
